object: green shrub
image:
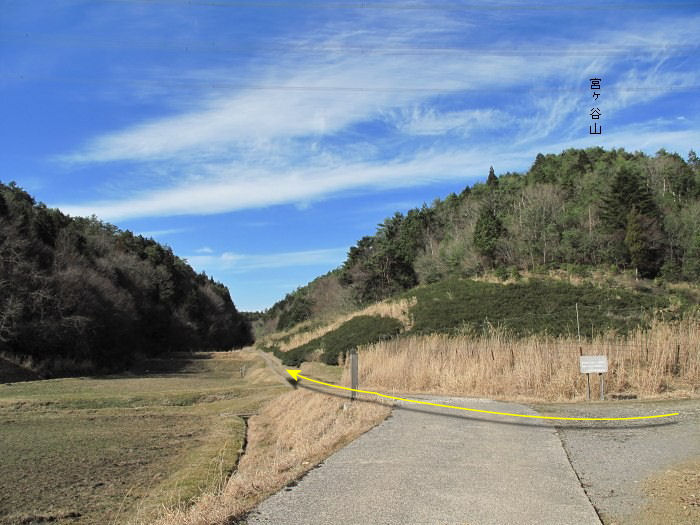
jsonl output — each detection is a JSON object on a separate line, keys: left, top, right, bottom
{"left": 509, "top": 266, "right": 522, "bottom": 281}
{"left": 405, "top": 278, "right": 666, "bottom": 338}
{"left": 257, "top": 344, "right": 279, "bottom": 354}
{"left": 567, "top": 263, "right": 591, "bottom": 278}
{"left": 279, "top": 315, "right": 403, "bottom": 366}
{"left": 532, "top": 264, "right": 549, "bottom": 275}
{"left": 494, "top": 266, "right": 509, "bottom": 281}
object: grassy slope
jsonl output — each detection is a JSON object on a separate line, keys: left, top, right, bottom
{"left": 264, "top": 275, "right": 692, "bottom": 370}
{"left": 271, "top": 315, "right": 404, "bottom": 366}
{"left": 404, "top": 276, "right": 673, "bottom": 337}
{"left": 0, "top": 351, "right": 287, "bottom": 525}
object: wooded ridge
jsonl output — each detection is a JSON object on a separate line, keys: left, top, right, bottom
{"left": 264, "top": 147, "right": 700, "bottom": 331}
{"left": 0, "top": 181, "right": 253, "bottom": 376}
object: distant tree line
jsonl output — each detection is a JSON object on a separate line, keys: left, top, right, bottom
{"left": 338, "top": 147, "right": 700, "bottom": 305}
{"left": 0, "top": 182, "right": 253, "bottom": 375}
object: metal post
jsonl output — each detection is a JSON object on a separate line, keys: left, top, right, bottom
{"left": 599, "top": 373, "right": 604, "bottom": 400}
{"left": 575, "top": 303, "right": 581, "bottom": 343}
{"left": 674, "top": 344, "right": 680, "bottom": 376}
{"left": 350, "top": 349, "right": 358, "bottom": 401}
{"left": 586, "top": 373, "right": 591, "bottom": 401}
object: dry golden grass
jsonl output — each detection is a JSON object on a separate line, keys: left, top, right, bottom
{"left": 263, "top": 297, "right": 416, "bottom": 352}
{"left": 149, "top": 388, "right": 389, "bottom": 525}
{"left": 300, "top": 360, "right": 344, "bottom": 383}
{"left": 352, "top": 319, "right": 700, "bottom": 402}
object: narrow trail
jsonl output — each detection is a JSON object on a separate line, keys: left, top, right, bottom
{"left": 255, "top": 348, "right": 294, "bottom": 387}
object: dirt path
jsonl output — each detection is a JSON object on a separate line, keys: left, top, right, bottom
{"left": 246, "top": 394, "right": 601, "bottom": 525}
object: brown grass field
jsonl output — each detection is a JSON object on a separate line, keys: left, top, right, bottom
{"left": 149, "top": 359, "right": 389, "bottom": 525}
{"left": 349, "top": 318, "right": 700, "bottom": 402}
{"left": 0, "top": 351, "right": 288, "bottom": 525}
{"left": 3, "top": 299, "right": 697, "bottom": 525}
{"left": 0, "top": 350, "right": 390, "bottom": 525}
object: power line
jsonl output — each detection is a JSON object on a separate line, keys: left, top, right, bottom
{"left": 89, "top": 0, "right": 700, "bottom": 11}
{"left": 2, "top": 74, "right": 699, "bottom": 94}
{"left": 3, "top": 33, "right": 698, "bottom": 58}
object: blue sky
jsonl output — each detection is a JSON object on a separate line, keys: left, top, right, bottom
{"left": 2, "top": 1, "right": 699, "bottom": 311}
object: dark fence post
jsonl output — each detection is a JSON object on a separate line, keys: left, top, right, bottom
{"left": 350, "top": 349, "right": 358, "bottom": 401}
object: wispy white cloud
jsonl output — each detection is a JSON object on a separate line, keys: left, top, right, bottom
{"left": 60, "top": 7, "right": 601, "bottom": 166}
{"left": 57, "top": 119, "right": 700, "bottom": 222}
{"left": 137, "top": 227, "right": 190, "bottom": 238}
{"left": 393, "top": 107, "right": 513, "bottom": 136}
{"left": 57, "top": 148, "right": 503, "bottom": 220}
{"left": 61, "top": 53, "right": 533, "bottom": 165}
{"left": 195, "top": 246, "right": 213, "bottom": 254}
{"left": 55, "top": 12, "right": 700, "bottom": 220}
{"left": 186, "top": 247, "right": 348, "bottom": 273}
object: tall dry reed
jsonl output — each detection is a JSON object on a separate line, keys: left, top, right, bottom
{"left": 348, "top": 319, "right": 700, "bottom": 402}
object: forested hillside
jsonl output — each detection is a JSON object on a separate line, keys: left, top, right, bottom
{"left": 266, "top": 147, "right": 700, "bottom": 330}
{"left": 0, "top": 182, "right": 253, "bottom": 376}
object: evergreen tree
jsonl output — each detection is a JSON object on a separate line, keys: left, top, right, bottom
{"left": 688, "top": 150, "right": 700, "bottom": 184}
{"left": 529, "top": 153, "right": 559, "bottom": 183}
{"left": 530, "top": 153, "right": 546, "bottom": 182}
{"left": 486, "top": 166, "right": 498, "bottom": 187}
{"left": 624, "top": 207, "right": 665, "bottom": 278}
{"left": 600, "top": 165, "right": 658, "bottom": 232}
{"left": 683, "top": 234, "right": 700, "bottom": 279}
{"left": 473, "top": 207, "right": 504, "bottom": 263}
{"left": 276, "top": 293, "right": 313, "bottom": 331}
{"left": 688, "top": 150, "right": 699, "bottom": 171}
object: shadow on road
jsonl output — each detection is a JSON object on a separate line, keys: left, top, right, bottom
{"left": 297, "top": 382, "right": 678, "bottom": 431}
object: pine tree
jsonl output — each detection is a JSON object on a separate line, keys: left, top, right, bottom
{"left": 688, "top": 150, "right": 699, "bottom": 170}
{"left": 530, "top": 153, "right": 546, "bottom": 182}
{"left": 486, "top": 166, "right": 498, "bottom": 187}
{"left": 600, "top": 165, "right": 658, "bottom": 232}
{"left": 682, "top": 231, "right": 700, "bottom": 280}
{"left": 473, "top": 207, "right": 504, "bottom": 262}
{"left": 624, "top": 207, "right": 665, "bottom": 278}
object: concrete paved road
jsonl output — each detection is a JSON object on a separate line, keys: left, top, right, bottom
{"left": 536, "top": 398, "right": 700, "bottom": 524}
{"left": 246, "top": 395, "right": 601, "bottom": 525}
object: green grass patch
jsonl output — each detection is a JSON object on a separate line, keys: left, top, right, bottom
{"left": 279, "top": 315, "right": 403, "bottom": 366}
{"left": 405, "top": 278, "right": 668, "bottom": 338}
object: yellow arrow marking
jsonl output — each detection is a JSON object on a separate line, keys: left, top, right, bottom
{"left": 285, "top": 369, "right": 679, "bottom": 421}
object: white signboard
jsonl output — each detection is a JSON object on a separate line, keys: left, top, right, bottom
{"left": 580, "top": 355, "right": 608, "bottom": 374}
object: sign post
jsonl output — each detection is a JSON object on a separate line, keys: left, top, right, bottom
{"left": 579, "top": 355, "right": 608, "bottom": 401}
{"left": 350, "top": 349, "right": 358, "bottom": 401}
